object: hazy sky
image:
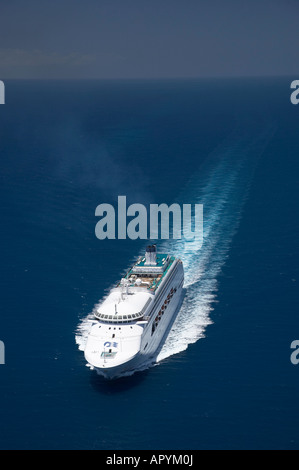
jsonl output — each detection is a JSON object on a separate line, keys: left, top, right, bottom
{"left": 0, "top": 0, "right": 298, "bottom": 79}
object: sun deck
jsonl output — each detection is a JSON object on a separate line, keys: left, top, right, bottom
{"left": 122, "top": 253, "right": 175, "bottom": 293}
{"left": 135, "top": 253, "right": 172, "bottom": 269}
{"left": 95, "top": 249, "right": 177, "bottom": 324}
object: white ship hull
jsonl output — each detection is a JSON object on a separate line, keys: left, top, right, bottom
{"left": 84, "top": 247, "right": 184, "bottom": 379}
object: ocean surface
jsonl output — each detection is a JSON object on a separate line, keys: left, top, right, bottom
{"left": 0, "top": 77, "right": 298, "bottom": 450}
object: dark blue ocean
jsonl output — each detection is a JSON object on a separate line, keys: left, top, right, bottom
{"left": 0, "top": 78, "right": 299, "bottom": 450}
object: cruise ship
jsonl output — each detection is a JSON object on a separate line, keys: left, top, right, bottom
{"left": 84, "top": 245, "right": 184, "bottom": 379}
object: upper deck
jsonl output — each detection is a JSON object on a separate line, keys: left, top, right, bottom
{"left": 121, "top": 253, "right": 175, "bottom": 293}
{"left": 135, "top": 253, "right": 171, "bottom": 270}
{"left": 94, "top": 247, "right": 177, "bottom": 324}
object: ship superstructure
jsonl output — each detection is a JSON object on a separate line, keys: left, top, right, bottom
{"left": 84, "top": 245, "right": 184, "bottom": 378}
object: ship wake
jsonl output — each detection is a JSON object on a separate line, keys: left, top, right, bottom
{"left": 156, "top": 118, "right": 276, "bottom": 362}
{"left": 76, "top": 117, "right": 276, "bottom": 375}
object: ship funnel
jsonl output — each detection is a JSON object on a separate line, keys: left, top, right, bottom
{"left": 145, "top": 245, "right": 157, "bottom": 265}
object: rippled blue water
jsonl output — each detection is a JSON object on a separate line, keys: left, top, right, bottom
{"left": 0, "top": 78, "right": 298, "bottom": 449}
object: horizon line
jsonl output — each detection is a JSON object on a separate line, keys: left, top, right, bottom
{"left": 0, "top": 74, "right": 296, "bottom": 81}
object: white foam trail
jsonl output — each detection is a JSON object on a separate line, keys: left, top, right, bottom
{"left": 156, "top": 121, "right": 276, "bottom": 362}
{"left": 76, "top": 119, "right": 276, "bottom": 373}
{"left": 75, "top": 314, "right": 96, "bottom": 352}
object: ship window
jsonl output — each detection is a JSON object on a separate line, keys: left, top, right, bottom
{"left": 112, "top": 334, "right": 115, "bottom": 338}
{"left": 123, "top": 316, "right": 127, "bottom": 320}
